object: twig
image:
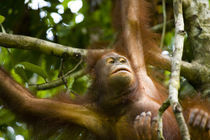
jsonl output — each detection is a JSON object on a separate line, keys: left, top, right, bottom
{"left": 62, "top": 58, "right": 83, "bottom": 94}
{"left": 58, "top": 58, "right": 64, "bottom": 78}
{"left": 160, "top": 0, "right": 167, "bottom": 49}
{"left": 30, "top": 69, "right": 85, "bottom": 90}
{"left": 64, "top": 58, "right": 83, "bottom": 76}
{"left": 151, "top": 20, "right": 174, "bottom": 32}
{"left": 59, "top": 57, "right": 83, "bottom": 89}
{"left": 30, "top": 57, "right": 83, "bottom": 90}
{"left": 157, "top": 99, "right": 170, "bottom": 140}
{"left": 57, "top": 58, "right": 70, "bottom": 89}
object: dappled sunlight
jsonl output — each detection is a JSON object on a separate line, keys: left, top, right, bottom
{"left": 68, "top": 0, "right": 83, "bottom": 13}
{"left": 25, "top": 0, "right": 51, "bottom": 10}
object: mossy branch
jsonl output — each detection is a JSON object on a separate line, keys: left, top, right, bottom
{"left": 30, "top": 69, "right": 85, "bottom": 90}
{"left": 0, "top": 33, "right": 87, "bottom": 57}
{"left": 158, "top": 0, "right": 191, "bottom": 139}
{"left": 0, "top": 33, "right": 209, "bottom": 85}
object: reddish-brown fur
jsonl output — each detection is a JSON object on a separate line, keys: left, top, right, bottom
{"left": 0, "top": 0, "right": 209, "bottom": 140}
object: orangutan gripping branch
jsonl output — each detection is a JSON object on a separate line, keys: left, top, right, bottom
{"left": 0, "top": 0, "right": 209, "bottom": 140}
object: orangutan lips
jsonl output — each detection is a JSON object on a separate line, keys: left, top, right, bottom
{"left": 111, "top": 68, "right": 131, "bottom": 74}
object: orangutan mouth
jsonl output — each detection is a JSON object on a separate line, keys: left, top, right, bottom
{"left": 111, "top": 68, "right": 131, "bottom": 74}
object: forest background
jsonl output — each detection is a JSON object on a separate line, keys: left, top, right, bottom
{"left": 0, "top": 0, "right": 209, "bottom": 139}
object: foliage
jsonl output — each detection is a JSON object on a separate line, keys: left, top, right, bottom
{"left": 0, "top": 0, "right": 112, "bottom": 139}
{"left": 0, "top": 0, "right": 195, "bottom": 139}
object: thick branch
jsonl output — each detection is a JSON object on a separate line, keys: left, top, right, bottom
{"left": 0, "top": 33, "right": 209, "bottom": 85}
{"left": 183, "top": 0, "right": 210, "bottom": 95}
{"left": 0, "top": 33, "right": 87, "bottom": 57}
{"left": 147, "top": 51, "right": 210, "bottom": 85}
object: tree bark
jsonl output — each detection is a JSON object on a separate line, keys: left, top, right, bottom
{"left": 183, "top": 0, "right": 210, "bottom": 97}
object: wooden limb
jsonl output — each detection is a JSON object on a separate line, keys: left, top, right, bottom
{"left": 0, "top": 33, "right": 209, "bottom": 85}
{"left": 157, "top": 99, "right": 170, "bottom": 140}
{"left": 151, "top": 20, "right": 174, "bottom": 32}
{"left": 157, "top": 0, "right": 191, "bottom": 139}
{"left": 0, "top": 33, "right": 87, "bottom": 57}
{"left": 30, "top": 69, "right": 85, "bottom": 90}
{"left": 160, "top": 0, "right": 167, "bottom": 49}
{"left": 147, "top": 51, "right": 210, "bottom": 88}
{"left": 0, "top": 68, "right": 104, "bottom": 136}
{"left": 168, "top": 0, "right": 190, "bottom": 139}
{"left": 30, "top": 57, "right": 84, "bottom": 90}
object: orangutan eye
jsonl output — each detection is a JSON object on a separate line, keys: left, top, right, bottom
{"left": 119, "top": 57, "right": 126, "bottom": 63}
{"left": 106, "top": 57, "right": 115, "bottom": 64}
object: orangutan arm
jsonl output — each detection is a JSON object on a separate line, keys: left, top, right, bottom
{"left": 0, "top": 68, "right": 104, "bottom": 136}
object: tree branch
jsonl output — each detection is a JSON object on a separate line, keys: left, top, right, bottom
{"left": 158, "top": 0, "right": 191, "bottom": 139}
{"left": 157, "top": 99, "right": 170, "bottom": 140}
{"left": 183, "top": 0, "right": 210, "bottom": 95}
{"left": 160, "top": 0, "right": 167, "bottom": 49}
{"left": 147, "top": 51, "right": 210, "bottom": 87}
{"left": 0, "top": 33, "right": 87, "bottom": 57}
{"left": 30, "top": 57, "right": 84, "bottom": 90}
{"left": 151, "top": 20, "right": 174, "bottom": 32}
{"left": 0, "top": 33, "right": 209, "bottom": 85}
{"left": 30, "top": 69, "right": 85, "bottom": 90}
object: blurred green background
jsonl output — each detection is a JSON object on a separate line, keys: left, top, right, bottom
{"left": 0, "top": 0, "right": 196, "bottom": 139}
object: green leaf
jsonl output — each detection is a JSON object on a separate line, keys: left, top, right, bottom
{"left": 62, "top": 0, "right": 70, "bottom": 10}
{"left": 0, "top": 15, "right": 5, "bottom": 24}
{"left": 72, "top": 75, "right": 91, "bottom": 95}
{"left": 67, "top": 76, "right": 75, "bottom": 89}
{"left": 14, "top": 64, "right": 28, "bottom": 82}
{"left": 0, "top": 108, "right": 15, "bottom": 125}
{"left": 15, "top": 62, "right": 48, "bottom": 81}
